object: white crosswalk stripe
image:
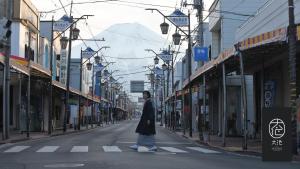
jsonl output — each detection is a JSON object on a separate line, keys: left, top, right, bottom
{"left": 137, "top": 146, "right": 150, "bottom": 152}
{"left": 4, "top": 146, "right": 30, "bottom": 153}
{"left": 186, "top": 147, "right": 220, "bottom": 153}
{"left": 102, "top": 146, "right": 122, "bottom": 152}
{"left": 1, "top": 145, "right": 222, "bottom": 154}
{"left": 36, "top": 146, "right": 59, "bottom": 153}
{"left": 70, "top": 146, "right": 88, "bottom": 152}
{"left": 159, "top": 147, "right": 187, "bottom": 153}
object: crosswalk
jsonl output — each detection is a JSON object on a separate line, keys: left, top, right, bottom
{"left": 1, "top": 145, "right": 221, "bottom": 154}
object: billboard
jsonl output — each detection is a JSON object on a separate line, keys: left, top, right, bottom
{"left": 130, "top": 81, "right": 144, "bottom": 93}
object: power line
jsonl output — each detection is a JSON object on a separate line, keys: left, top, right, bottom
{"left": 114, "top": 70, "right": 148, "bottom": 76}
{"left": 105, "top": 56, "right": 153, "bottom": 59}
{"left": 58, "top": 0, "right": 68, "bottom": 14}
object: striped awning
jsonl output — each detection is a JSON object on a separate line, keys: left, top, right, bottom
{"left": 239, "top": 27, "right": 287, "bottom": 51}
{"left": 297, "top": 25, "right": 300, "bottom": 40}
{"left": 52, "top": 80, "right": 66, "bottom": 90}
{"left": 0, "top": 53, "right": 29, "bottom": 75}
{"left": 30, "top": 61, "right": 51, "bottom": 78}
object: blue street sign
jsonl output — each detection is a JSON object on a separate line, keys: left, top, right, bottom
{"left": 193, "top": 46, "right": 208, "bottom": 61}
{"left": 82, "top": 47, "right": 95, "bottom": 58}
{"left": 167, "top": 9, "right": 188, "bottom": 27}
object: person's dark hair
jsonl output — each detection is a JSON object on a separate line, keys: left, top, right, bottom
{"left": 143, "top": 91, "right": 151, "bottom": 98}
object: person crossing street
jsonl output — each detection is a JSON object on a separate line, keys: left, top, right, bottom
{"left": 130, "top": 91, "right": 157, "bottom": 151}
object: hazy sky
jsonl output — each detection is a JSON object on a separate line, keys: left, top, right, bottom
{"left": 32, "top": 0, "right": 213, "bottom": 46}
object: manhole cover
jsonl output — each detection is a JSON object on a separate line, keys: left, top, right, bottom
{"left": 44, "top": 163, "right": 84, "bottom": 168}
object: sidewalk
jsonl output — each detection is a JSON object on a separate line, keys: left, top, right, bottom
{"left": 174, "top": 130, "right": 300, "bottom": 161}
{"left": 0, "top": 124, "right": 103, "bottom": 144}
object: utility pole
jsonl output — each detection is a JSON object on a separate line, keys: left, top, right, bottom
{"left": 64, "top": 0, "right": 73, "bottom": 132}
{"left": 288, "top": 0, "right": 297, "bottom": 109}
{"left": 196, "top": 0, "right": 204, "bottom": 46}
{"left": 288, "top": 0, "right": 298, "bottom": 154}
{"left": 2, "top": 0, "right": 12, "bottom": 140}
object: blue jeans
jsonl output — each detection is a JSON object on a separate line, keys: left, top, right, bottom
{"left": 137, "top": 134, "right": 155, "bottom": 147}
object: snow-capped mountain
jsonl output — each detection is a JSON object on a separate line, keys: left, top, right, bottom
{"left": 72, "top": 22, "right": 169, "bottom": 96}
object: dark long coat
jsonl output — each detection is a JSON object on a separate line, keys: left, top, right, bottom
{"left": 135, "top": 99, "right": 156, "bottom": 135}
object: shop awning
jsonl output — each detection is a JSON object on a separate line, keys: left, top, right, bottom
{"left": 30, "top": 61, "right": 51, "bottom": 78}
{"left": 52, "top": 80, "right": 66, "bottom": 91}
{"left": 0, "top": 53, "right": 29, "bottom": 75}
{"left": 70, "top": 87, "right": 81, "bottom": 96}
{"left": 297, "top": 26, "right": 300, "bottom": 40}
{"left": 182, "top": 25, "right": 293, "bottom": 89}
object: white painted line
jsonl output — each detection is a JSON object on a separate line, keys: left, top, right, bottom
{"left": 70, "top": 146, "right": 88, "bottom": 152}
{"left": 138, "top": 146, "right": 149, "bottom": 152}
{"left": 117, "top": 141, "right": 192, "bottom": 145}
{"left": 4, "top": 146, "right": 30, "bottom": 153}
{"left": 159, "top": 147, "right": 187, "bottom": 153}
{"left": 102, "top": 146, "right": 122, "bottom": 152}
{"left": 37, "top": 146, "right": 59, "bottom": 153}
{"left": 186, "top": 147, "right": 220, "bottom": 153}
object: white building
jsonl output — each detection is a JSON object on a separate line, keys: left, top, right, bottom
{"left": 209, "top": 0, "right": 268, "bottom": 58}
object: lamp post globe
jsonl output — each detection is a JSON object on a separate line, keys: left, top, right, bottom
{"left": 104, "top": 69, "right": 109, "bottom": 77}
{"left": 172, "top": 32, "right": 181, "bottom": 45}
{"left": 72, "top": 27, "right": 80, "bottom": 40}
{"left": 160, "top": 22, "right": 169, "bottom": 34}
{"left": 162, "top": 63, "right": 167, "bottom": 71}
{"left": 150, "top": 73, "right": 155, "bottom": 81}
{"left": 86, "top": 62, "right": 92, "bottom": 71}
{"left": 94, "top": 55, "right": 101, "bottom": 64}
{"left": 154, "top": 56, "right": 159, "bottom": 65}
{"left": 60, "top": 37, "right": 68, "bottom": 49}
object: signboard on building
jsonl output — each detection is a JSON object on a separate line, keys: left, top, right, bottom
{"left": 193, "top": 46, "right": 208, "bottom": 61}
{"left": 54, "top": 15, "right": 71, "bottom": 32}
{"left": 130, "top": 81, "right": 144, "bottom": 93}
{"left": 262, "top": 107, "right": 292, "bottom": 161}
{"left": 60, "top": 49, "right": 67, "bottom": 85}
{"left": 167, "top": 9, "right": 188, "bottom": 27}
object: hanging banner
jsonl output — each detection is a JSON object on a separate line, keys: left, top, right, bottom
{"left": 167, "top": 9, "right": 189, "bottom": 27}
{"left": 264, "top": 81, "right": 276, "bottom": 108}
{"left": 82, "top": 47, "right": 95, "bottom": 59}
{"left": 53, "top": 15, "right": 71, "bottom": 32}
{"left": 59, "top": 49, "right": 67, "bottom": 85}
{"left": 193, "top": 46, "right": 208, "bottom": 61}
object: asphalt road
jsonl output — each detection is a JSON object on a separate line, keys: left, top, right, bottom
{"left": 0, "top": 120, "right": 299, "bottom": 169}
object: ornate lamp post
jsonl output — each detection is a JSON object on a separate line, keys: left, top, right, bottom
{"left": 146, "top": 8, "right": 192, "bottom": 136}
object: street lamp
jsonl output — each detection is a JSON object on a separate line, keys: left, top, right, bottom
{"left": 103, "top": 69, "right": 109, "bottom": 77}
{"left": 154, "top": 56, "right": 159, "bottom": 65}
{"left": 86, "top": 62, "right": 92, "bottom": 71}
{"left": 162, "top": 63, "right": 167, "bottom": 71}
{"left": 146, "top": 8, "right": 192, "bottom": 136}
{"left": 72, "top": 27, "right": 80, "bottom": 40}
{"left": 94, "top": 55, "right": 101, "bottom": 64}
{"left": 172, "top": 32, "right": 181, "bottom": 45}
{"left": 160, "top": 21, "right": 169, "bottom": 34}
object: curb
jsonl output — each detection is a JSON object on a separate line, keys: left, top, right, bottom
{"left": 0, "top": 125, "right": 103, "bottom": 145}
{"left": 166, "top": 128, "right": 300, "bottom": 161}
